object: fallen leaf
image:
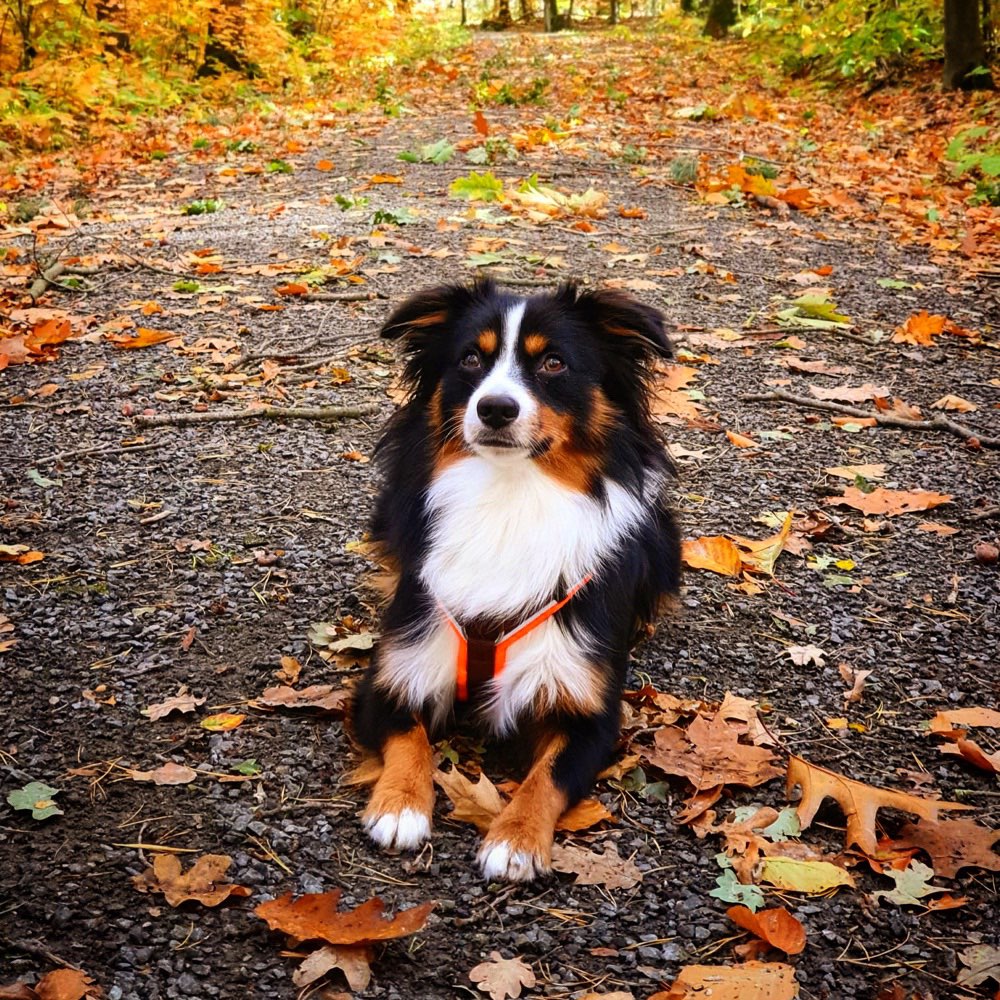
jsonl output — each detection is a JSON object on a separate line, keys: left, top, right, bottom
{"left": 292, "top": 944, "right": 373, "bottom": 991}
{"left": 917, "top": 521, "right": 959, "bottom": 536}
{"left": 787, "top": 644, "right": 825, "bottom": 667}
{"left": 839, "top": 664, "right": 872, "bottom": 704}
{"left": 823, "top": 487, "right": 952, "bottom": 517}
{"left": 33, "top": 968, "right": 102, "bottom": 1000}
{"left": 132, "top": 854, "right": 251, "bottom": 906}
{"left": 0, "top": 544, "right": 46, "bottom": 565}
{"left": 726, "top": 905, "right": 806, "bottom": 955}
{"left": 142, "top": 687, "right": 206, "bottom": 720}
{"left": 787, "top": 755, "right": 971, "bottom": 854}
{"left": 6, "top": 781, "right": 62, "bottom": 820}
{"left": 128, "top": 762, "right": 199, "bottom": 785}
{"left": 892, "top": 818, "right": 1000, "bottom": 878}
{"left": 928, "top": 707, "right": 1000, "bottom": 732}
{"left": 872, "top": 860, "right": 947, "bottom": 906}
{"left": 555, "top": 798, "right": 616, "bottom": 831}
{"left": 659, "top": 961, "right": 799, "bottom": 999}
{"left": 199, "top": 712, "right": 245, "bottom": 731}
{"left": 468, "top": 953, "right": 536, "bottom": 1000}
{"left": 824, "top": 464, "right": 887, "bottom": 480}
{"left": 931, "top": 394, "right": 977, "bottom": 412}
{"left": 756, "top": 857, "right": 855, "bottom": 893}
{"left": 550, "top": 842, "right": 642, "bottom": 890}
{"left": 257, "top": 685, "right": 348, "bottom": 714}
{"left": 106, "top": 327, "right": 181, "bottom": 349}
{"left": 726, "top": 430, "right": 759, "bottom": 448}
{"left": 681, "top": 536, "right": 742, "bottom": 576}
{"left": 434, "top": 767, "right": 505, "bottom": 834}
{"left": 809, "top": 383, "right": 889, "bottom": 403}
{"left": 276, "top": 655, "right": 302, "bottom": 684}
{"left": 255, "top": 889, "right": 434, "bottom": 946}
{"left": 957, "top": 944, "right": 1000, "bottom": 988}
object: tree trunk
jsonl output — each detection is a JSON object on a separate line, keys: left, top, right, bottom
{"left": 543, "top": 0, "right": 559, "bottom": 30}
{"left": 943, "top": 0, "right": 995, "bottom": 88}
{"left": 461, "top": 0, "right": 467, "bottom": 23}
{"left": 609, "top": 0, "right": 618, "bottom": 24}
{"left": 703, "top": 0, "right": 734, "bottom": 37}
{"left": 497, "top": 0, "right": 512, "bottom": 23}
{"left": 94, "top": 0, "right": 131, "bottom": 53}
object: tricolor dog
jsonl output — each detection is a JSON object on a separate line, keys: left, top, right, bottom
{"left": 352, "top": 279, "right": 680, "bottom": 882}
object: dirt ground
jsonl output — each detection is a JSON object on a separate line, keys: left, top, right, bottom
{"left": 2, "top": 26, "right": 999, "bottom": 1000}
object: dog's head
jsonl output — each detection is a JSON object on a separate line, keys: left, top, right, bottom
{"left": 382, "top": 279, "right": 670, "bottom": 483}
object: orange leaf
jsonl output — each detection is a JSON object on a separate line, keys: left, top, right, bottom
{"left": 929, "top": 707, "right": 1000, "bottom": 732}
{"left": 26, "top": 318, "right": 72, "bottom": 349}
{"left": 660, "top": 961, "right": 798, "bottom": 999}
{"left": 618, "top": 205, "right": 647, "bottom": 219}
{"left": 132, "top": 853, "right": 251, "bottom": 907}
{"left": 200, "top": 712, "right": 245, "bottom": 731}
{"left": 255, "top": 889, "right": 434, "bottom": 946}
{"left": 368, "top": 174, "right": 404, "bottom": 185}
{"left": 726, "top": 430, "right": 758, "bottom": 448}
{"left": 275, "top": 282, "right": 309, "bottom": 296}
{"left": 823, "top": 487, "right": 952, "bottom": 517}
{"left": 34, "top": 968, "right": 100, "bottom": 1000}
{"left": 107, "top": 328, "right": 180, "bottom": 349}
{"left": 556, "top": 797, "right": 616, "bottom": 831}
{"left": 682, "top": 536, "right": 743, "bottom": 576}
{"left": 472, "top": 110, "right": 490, "bottom": 136}
{"left": 726, "top": 905, "right": 807, "bottom": 955}
{"left": 892, "top": 310, "right": 946, "bottom": 346}
{"left": 315, "top": 159, "right": 334, "bottom": 171}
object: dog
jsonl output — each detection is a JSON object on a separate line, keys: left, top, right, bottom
{"left": 352, "top": 279, "right": 680, "bottom": 882}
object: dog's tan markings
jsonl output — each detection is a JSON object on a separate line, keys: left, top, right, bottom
{"left": 479, "top": 733, "right": 568, "bottom": 879}
{"left": 534, "top": 389, "right": 619, "bottom": 493}
{"left": 363, "top": 723, "right": 434, "bottom": 830}
{"left": 523, "top": 333, "right": 548, "bottom": 356}
{"left": 429, "top": 385, "right": 445, "bottom": 434}
{"left": 405, "top": 310, "right": 448, "bottom": 328}
{"left": 477, "top": 329, "right": 498, "bottom": 354}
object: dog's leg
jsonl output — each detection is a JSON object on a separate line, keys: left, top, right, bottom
{"left": 478, "top": 707, "right": 619, "bottom": 882}
{"left": 354, "top": 675, "right": 434, "bottom": 851}
{"left": 362, "top": 721, "right": 435, "bottom": 850}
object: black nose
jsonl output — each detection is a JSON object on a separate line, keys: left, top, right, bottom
{"left": 477, "top": 394, "right": 519, "bottom": 429}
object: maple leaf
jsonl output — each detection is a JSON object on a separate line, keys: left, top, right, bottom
{"left": 256, "top": 684, "right": 348, "bottom": 714}
{"left": 658, "top": 961, "right": 799, "bottom": 999}
{"left": 786, "top": 755, "right": 971, "bottom": 854}
{"left": 292, "top": 944, "right": 373, "bottom": 992}
{"left": 255, "top": 889, "right": 434, "bottom": 946}
{"left": 787, "top": 643, "right": 825, "bottom": 667}
{"left": 132, "top": 854, "right": 251, "bottom": 907}
{"left": 434, "top": 767, "right": 505, "bottom": 834}
{"left": 893, "top": 818, "right": 1000, "bottom": 878}
{"left": 823, "top": 487, "right": 952, "bottom": 517}
{"left": 550, "top": 842, "right": 642, "bottom": 890}
{"left": 891, "top": 311, "right": 947, "bottom": 346}
{"left": 726, "top": 905, "right": 806, "bottom": 955}
{"left": 642, "top": 713, "right": 783, "bottom": 790}
{"left": 468, "top": 953, "right": 536, "bottom": 1000}
{"left": 872, "top": 860, "right": 947, "bottom": 907}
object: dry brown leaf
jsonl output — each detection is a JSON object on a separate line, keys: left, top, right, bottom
{"left": 550, "top": 842, "right": 642, "bottom": 890}
{"left": 276, "top": 655, "right": 302, "bottom": 684}
{"left": 132, "top": 854, "right": 251, "bottom": 907}
{"left": 917, "top": 521, "right": 959, "bottom": 536}
{"left": 658, "top": 364, "right": 699, "bottom": 391}
{"left": 787, "top": 755, "right": 971, "bottom": 855}
{"left": 651, "top": 386, "right": 703, "bottom": 422}
{"left": 838, "top": 664, "right": 872, "bottom": 704}
{"left": 928, "top": 707, "right": 1000, "bottom": 732}
{"left": 892, "top": 818, "right": 1000, "bottom": 878}
{"left": 142, "top": 687, "right": 205, "bottom": 720}
{"left": 556, "top": 798, "right": 616, "bottom": 832}
{"left": 731, "top": 513, "right": 793, "bottom": 577}
{"left": 824, "top": 463, "right": 887, "bottom": 480}
{"left": 681, "top": 536, "right": 742, "bottom": 576}
{"left": 106, "top": 327, "right": 181, "bottom": 349}
{"left": 726, "top": 905, "right": 806, "bottom": 955}
{"left": 434, "top": 767, "right": 505, "bottom": 834}
{"left": 782, "top": 357, "right": 854, "bottom": 375}
{"left": 256, "top": 684, "right": 348, "bottom": 714}
{"left": 873, "top": 395, "right": 923, "bottom": 419}
{"left": 938, "top": 738, "right": 1000, "bottom": 774}
{"left": 823, "top": 487, "right": 952, "bottom": 517}
{"left": 643, "top": 714, "right": 783, "bottom": 790}
{"left": 658, "top": 961, "right": 799, "bottom": 999}
{"left": 809, "top": 382, "right": 889, "bottom": 403}
{"left": 292, "top": 944, "right": 373, "bottom": 991}
{"left": 127, "top": 762, "right": 198, "bottom": 785}
{"left": 33, "top": 969, "right": 102, "bottom": 1000}
{"left": 468, "top": 953, "right": 536, "bottom": 1000}
{"left": 931, "top": 394, "right": 977, "bottom": 412}
{"left": 255, "top": 889, "right": 434, "bottom": 946}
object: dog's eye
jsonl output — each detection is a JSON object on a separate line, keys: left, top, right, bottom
{"left": 540, "top": 354, "right": 566, "bottom": 374}
{"left": 460, "top": 350, "right": 482, "bottom": 370}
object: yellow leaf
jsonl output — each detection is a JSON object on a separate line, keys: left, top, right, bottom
{"left": 681, "top": 536, "right": 743, "bottom": 576}
{"left": 200, "top": 713, "right": 246, "bottom": 731}
{"left": 758, "top": 857, "right": 855, "bottom": 893}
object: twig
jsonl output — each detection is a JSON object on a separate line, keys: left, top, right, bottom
{"left": 742, "top": 390, "right": 1000, "bottom": 448}
{"left": 35, "top": 442, "right": 161, "bottom": 466}
{"left": 29, "top": 262, "right": 101, "bottom": 300}
{"left": 135, "top": 404, "right": 379, "bottom": 428}
{"left": 0, "top": 935, "right": 82, "bottom": 971}
{"left": 969, "top": 506, "right": 1000, "bottom": 522}
{"left": 304, "top": 290, "right": 386, "bottom": 302}
{"left": 491, "top": 275, "right": 562, "bottom": 288}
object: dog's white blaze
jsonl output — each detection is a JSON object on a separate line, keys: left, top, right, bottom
{"left": 464, "top": 300, "right": 535, "bottom": 447}
{"left": 377, "top": 623, "right": 459, "bottom": 727}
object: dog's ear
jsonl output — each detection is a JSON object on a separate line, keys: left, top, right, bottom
{"left": 572, "top": 287, "right": 672, "bottom": 359}
{"left": 381, "top": 279, "right": 495, "bottom": 341}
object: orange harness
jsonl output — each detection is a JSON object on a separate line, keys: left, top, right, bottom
{"left": 439, "top": 574, "right": 593, "bottom": 702}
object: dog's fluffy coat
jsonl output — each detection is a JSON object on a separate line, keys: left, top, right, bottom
{"left": 352, "top": 280, "right": 680, "bottom": 881}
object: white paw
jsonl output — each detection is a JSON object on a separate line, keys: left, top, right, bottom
{"left": 478, "top": 840, "right": 546, "bottom": 882}
{"left": 365, "top": 808, "right": 431, "bottom": 851}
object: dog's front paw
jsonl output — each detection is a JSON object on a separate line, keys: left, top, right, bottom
{"left": 478, "top": 837, "right": 548, "bottom": 882}
{"left": 364, "top": 806, "right": 432, "bottom": 851}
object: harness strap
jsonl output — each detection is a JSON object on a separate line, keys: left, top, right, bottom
{"left": 440, "top": 574, "right": 593, "bottom": 702}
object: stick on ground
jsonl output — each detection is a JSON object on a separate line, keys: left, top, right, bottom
{"left": 135, "top": 404, "right": 379, "bottom": 428}
{"left": 742, "top": 390, "right": 1000, "bottom": 449}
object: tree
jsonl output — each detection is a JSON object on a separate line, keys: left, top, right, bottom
{"left": 543, "top": 0, "right": 559, "bottom": 31}
{"left": 943, "top": 0, "right": 995, "bottom": 89}
{"left": 703, "top": 0, "right": 735, "bottom": 38}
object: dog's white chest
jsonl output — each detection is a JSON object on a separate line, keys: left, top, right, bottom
{"left": 421, "top": 456, "right": 643, "bottom": 621}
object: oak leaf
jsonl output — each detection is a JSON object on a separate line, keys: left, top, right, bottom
{"left": 726, "top": 905, "right": 806, "bottom": 955}
{"left": 106, "top": 327, "right": 180, "bottom": 349}
{"left": 957, "top": 944, "right": 1000, "bottom": 988}
{"left": 132, "top": 854, "right": 251, "bottom": 907}
{"left": 823, "top": 487, "right": 952, "bottom": 517}
{"left": 257, "top": 684, "right": 348, "bottom": 714}
{"left": 292, "top": 944, "right": 373, "bottom": 991}
{"left": 872, "top": 860, "right": 947, "bottom": 906}
{"left": 895, "top": 818, "right": 1000, "bottom": 878}
{"left": 34, "top": 968, "right": 102, "bottom": 1000}
{"left": 127, "top": 762, "right": 198, "bottom": 785}
{"left": 255, "top": 889, "right": 434, "bottom": 946}
{"left": 550, "top": 842, "right": 642, "bottom": 890}
{"left": 434, "top": 767, "right": 504, "bottom": 834}
{"left": 787, "top": 755, "right": 971, "bottom": 854}
{"left": 142, "top": 686, "right": 205, "bottom": 720}
{"left": 658, "top": 961, "right": 799, "bottom": 999}
{"left": 468, "top": 953, "right": 536, "bottom": 1000}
